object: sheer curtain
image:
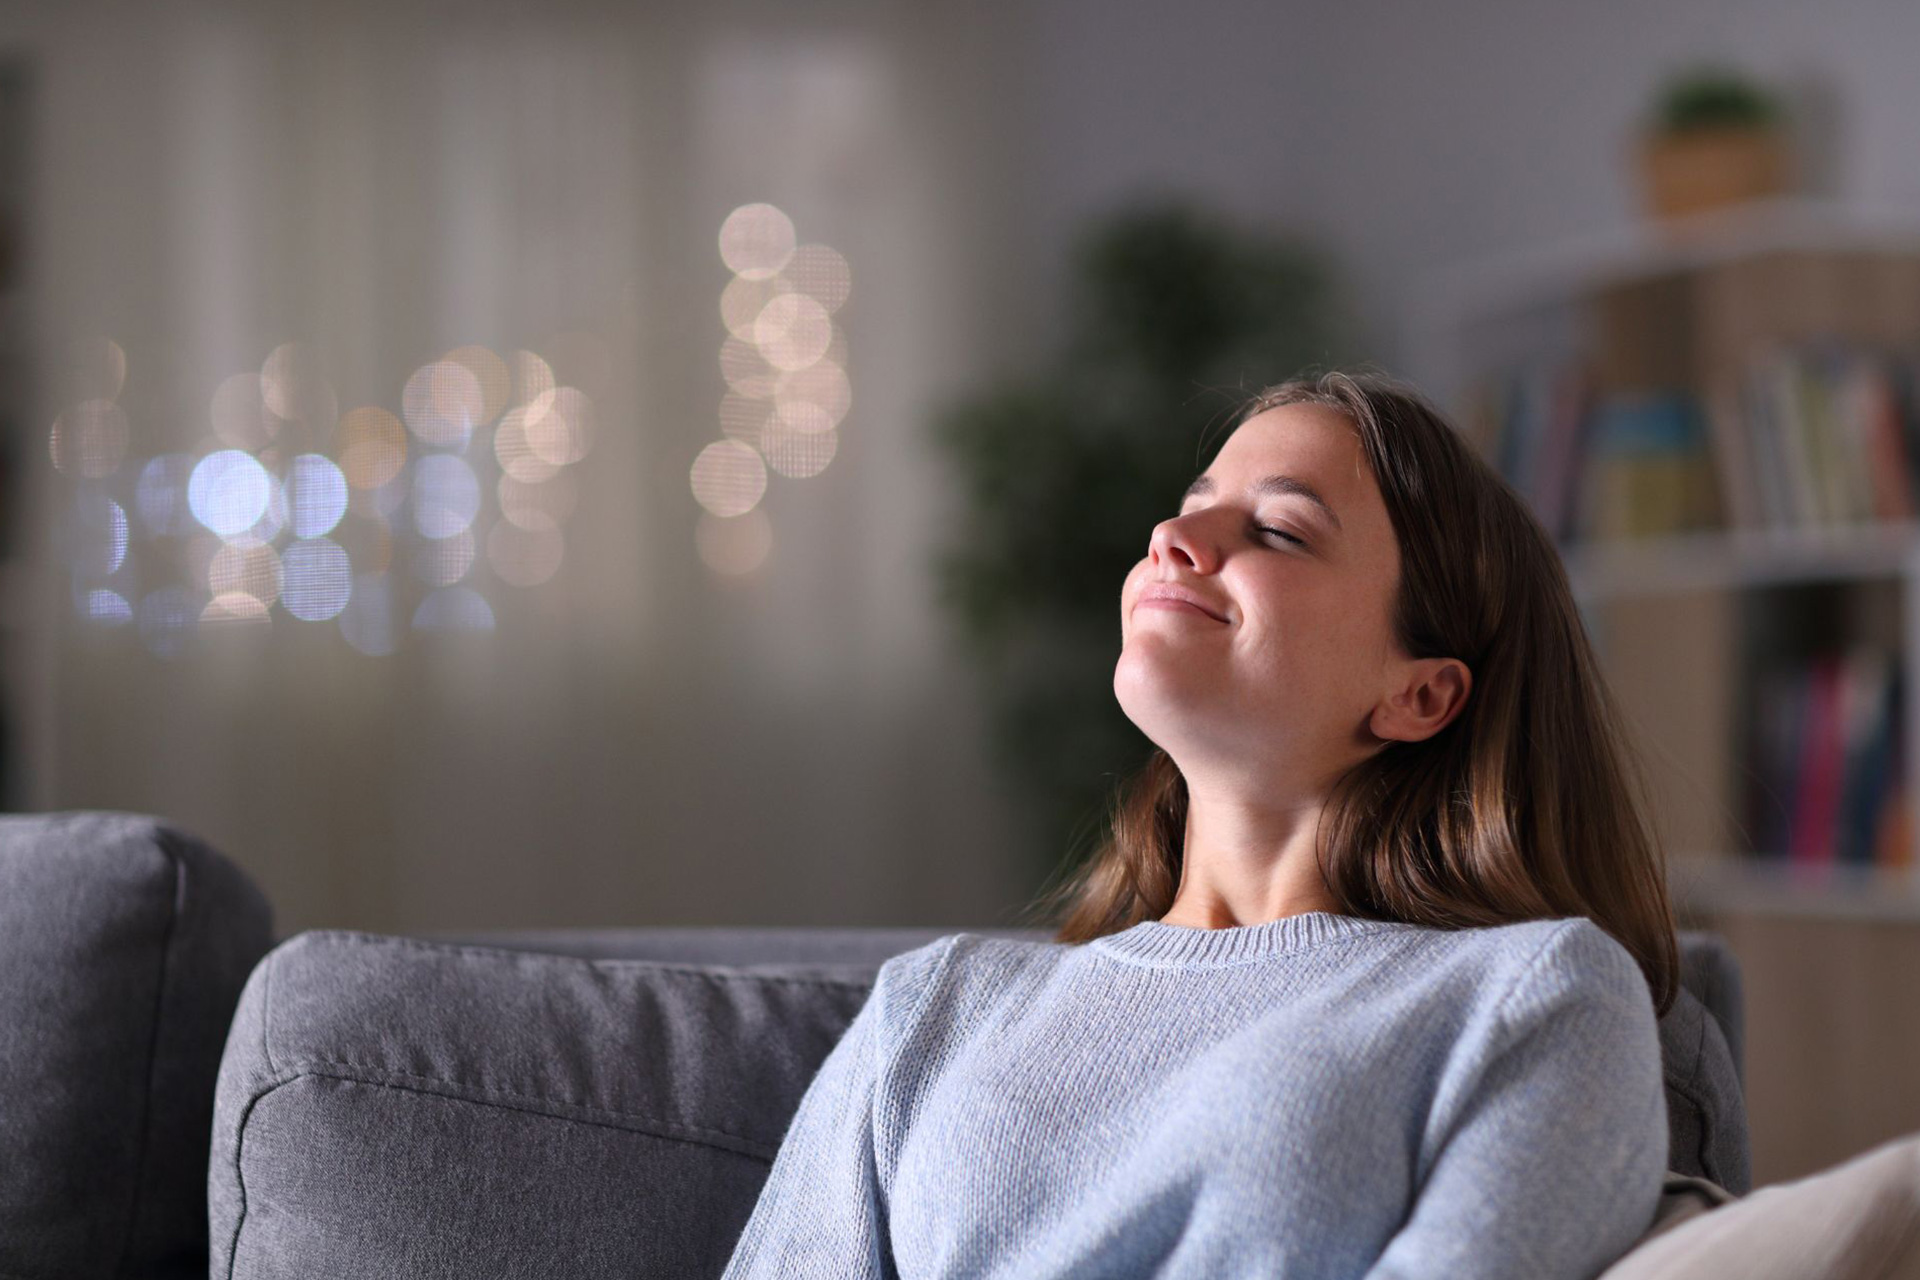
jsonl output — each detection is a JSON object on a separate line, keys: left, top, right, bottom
{"left": 15, "top": 0, "right": 1029, "bottom": 933}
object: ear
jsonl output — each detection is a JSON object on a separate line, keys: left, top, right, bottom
{"left": 1370, "top": 657, "right": 1471, "bottom": 744}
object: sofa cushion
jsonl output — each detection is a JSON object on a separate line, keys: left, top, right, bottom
{"left": 1599, "top": 1129, "right": 1920, "bottom": 1278}
{"left": 0, "top": 811, "right": 275, "bottom": 1280}
{"left": 210, "top": 931, "right": 875, "bottom": 1280}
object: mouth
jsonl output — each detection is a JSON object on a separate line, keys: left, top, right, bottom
{"left": 1133, "top": 587, "right": 1229, "bottom": 623}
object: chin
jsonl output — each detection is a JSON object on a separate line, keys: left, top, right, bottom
{"left": 1113, "top": 655, "right": 1200, "bottom": 743}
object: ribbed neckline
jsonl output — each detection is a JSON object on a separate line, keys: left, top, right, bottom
{"left": 1090, "top": 911, "right": 1397, "bottom": 967}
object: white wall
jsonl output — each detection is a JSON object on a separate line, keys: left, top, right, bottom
{"left": 7, "top": 0, "right": 1919, "bottom": 936}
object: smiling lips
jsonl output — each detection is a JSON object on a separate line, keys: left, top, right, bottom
{"left": 1134, "top": 584, "right": 1229, "bottom": 623}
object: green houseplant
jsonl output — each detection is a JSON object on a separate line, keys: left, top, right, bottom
{"left": 929, "top": 202, "right": 1357, "bottom": 892}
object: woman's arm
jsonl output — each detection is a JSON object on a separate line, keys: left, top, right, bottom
{"left": 1364, "top": 920, "right": 1669, "bottom": 1280}
{"left": 720, "top": 937, "right": 956, "bottom": 1279}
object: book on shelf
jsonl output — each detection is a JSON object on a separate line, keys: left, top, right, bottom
{"left": 1477, "top": 339, "right": 1920, "bottom": 544}
{"left": 1747, "top": 646, "right": 1910, "bottom": 869}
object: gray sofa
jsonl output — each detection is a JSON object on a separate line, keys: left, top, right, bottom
{"left": 1, "top": 812, "right": 1750, "bottom": 1279}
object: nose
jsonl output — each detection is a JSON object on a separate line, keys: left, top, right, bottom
{"left": 1147, "top": 512, "right": 1217, "bottom": 574}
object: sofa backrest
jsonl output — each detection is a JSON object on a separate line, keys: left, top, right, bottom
{"left": 208, "top": 923, "right": 1749, "bottom": 1280}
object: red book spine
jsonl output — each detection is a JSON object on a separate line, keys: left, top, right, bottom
{"left": 1790, "top": 655, "right": 1844, "bottom": 866}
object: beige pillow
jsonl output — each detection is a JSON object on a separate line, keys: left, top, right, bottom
{"left": 1600, "top": 1132, "right": 1920, "bottom": 1279}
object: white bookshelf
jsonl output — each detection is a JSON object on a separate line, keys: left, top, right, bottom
{"left": 1421, "top": 199, "right": 1920, "bottom": 915}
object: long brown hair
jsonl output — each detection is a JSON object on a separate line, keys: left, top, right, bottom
{"left": 1024, "top": 367, "right": 1680, "bottom": 1016}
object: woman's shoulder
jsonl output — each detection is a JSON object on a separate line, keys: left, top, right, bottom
{"left": 1458, "top": 916, "right": 1653, "bottom": 1022}
{"left": 1392, "top": 915, "right": 1650, "bottom": 1020}
{"left": 865, "top": 932, "right": 1071, "bottom": 1041}
{"left": 872, "top": 930, "right": 1074, "bottom": 1001}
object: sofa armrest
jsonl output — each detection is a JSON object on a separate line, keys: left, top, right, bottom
{"left": 0, "top": 811, "right": 274, "bottom": 1280}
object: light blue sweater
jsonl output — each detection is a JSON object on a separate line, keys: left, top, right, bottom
{"left": 722, "top": 911, "right": 1668, "bottom": 1279}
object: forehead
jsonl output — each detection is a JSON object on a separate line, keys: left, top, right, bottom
{"left": 1211, "top": 403, "right": 1365, "bottom": 481}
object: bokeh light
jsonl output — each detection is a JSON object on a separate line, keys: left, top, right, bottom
{"left": 188, "top": 449, "right": 271, "bottom": 537}
{"left": 208, "top": 542, "right": 283, "bottom": 605}
{"left": 753, "top": 292, "right": 833, "bottom": 372}
{"left": 718, "top": 202, "right": 796, "bottom": 280}
{"left": 402, "top": 360, "right": 485, "bottom": 448}
{"left": 690, "top": 439, "right": 767, "bottom": 517}
{"left": 760, "top": 423, "right": 839, "bottom": 479}
{"left": 782, "top": 243, "right": 852, "bottom": 311}
{"left": 280, "top": 538, "right": 352, "bottom": 621}
{"left": 412, "top": 454, "right": 482, "bottom": 538}
{"left": 237, "top": 473, "right": 289, "bottom": 546}
{"left": 81, "top": 589, "right": 133, "bottom": 626}
{"left": 68, "top": 491, "right": 130, "bottom": 577}
{"left": 525, "top": 386, "right": 594, "bottom": 466}
{"left": 493, "top": 404, "right": 562, "bottom": 483}
{"left": 720, "top": 276, "right": 787, "bottom": 340}
{"left": 287, "top": 454, "right": 349, "bottom": 539}
{"left": 337, "top": 407, "right": 408, "bottom": 490}
{"left": 200, "top": 591, "right": 271, "bottom": 628}
{"left": 774, "top": 361, "right": 850, "bottom": 432}
{"left": 442, "top": 344, "right": 511, "bottom": 427}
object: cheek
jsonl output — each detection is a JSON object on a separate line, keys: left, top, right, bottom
{"left": 1119, "top": 558, "right": 1149, "bottom": 608}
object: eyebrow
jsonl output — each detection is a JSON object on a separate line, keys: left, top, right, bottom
{"left": 1181, "top": 473, "right": 1344, "bottom": 533}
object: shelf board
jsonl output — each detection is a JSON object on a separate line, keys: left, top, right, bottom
{"left": 1561, "top": 520, "right": 1920, "bottom": 598}
{"left": 1671, "top": 854, "right": 1920, "bottom": 923}
{"left": 1420, "top": 195, "right": 1920, "bottom": 333}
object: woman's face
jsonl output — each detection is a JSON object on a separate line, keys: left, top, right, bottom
{"left": 1114, "top": 403, "right": 1405, "bottom": 789}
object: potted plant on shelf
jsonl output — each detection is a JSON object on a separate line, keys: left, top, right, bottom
{"left": 1637, "top": 65, "right": 1795, "bottom": 222}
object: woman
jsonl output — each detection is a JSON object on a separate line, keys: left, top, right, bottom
{"left": 723, "top": 369, "right": 1676, "bottom": 1279}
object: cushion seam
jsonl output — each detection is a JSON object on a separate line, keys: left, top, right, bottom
{"left": 1685, "top": 991, "right": 1713, "bottom": 1179}
{"left": 283, "top": 933, "right": 882, "bottom": 985}
{"left": 1663, "top": 1073, "right": 1722, "bottom": 1185}
{"left": 109, "top": 824, "right": 183, "bottom": 1277}
{"left": 223, "top": 1074, "right": 300, "bottom": 1280}
{"left": 271, "top": 1058, "right": 784, "bottom": 1158}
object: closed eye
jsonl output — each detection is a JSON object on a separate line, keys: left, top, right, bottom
{"left": 1257, "top": 526, "right": 1305, "bottom": 547}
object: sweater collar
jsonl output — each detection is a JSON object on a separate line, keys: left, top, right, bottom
{"left": 1090, "top": 911, "right": 1397, "bottom": 967}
